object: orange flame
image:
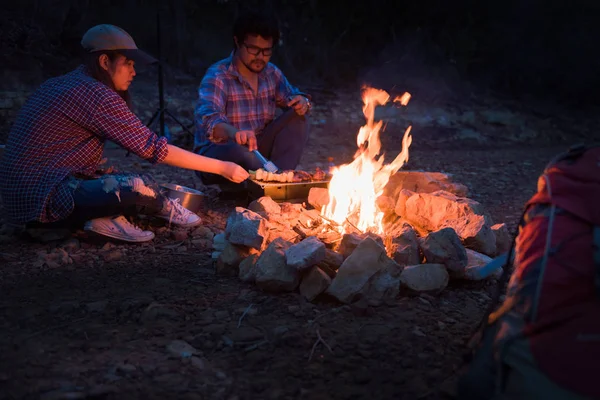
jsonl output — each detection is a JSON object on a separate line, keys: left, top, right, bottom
{"left": 394, "top": 92, "right": 411, "bottom": 106}
{"left": 322, "top": 87, "right": 412, "bottom": 234}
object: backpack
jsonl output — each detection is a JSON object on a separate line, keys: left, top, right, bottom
{"left": 458, "top": 144, "right": 600, "bottom": 399}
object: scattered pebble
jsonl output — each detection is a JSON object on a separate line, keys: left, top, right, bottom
{"left": 412, "top": 327, "right": 427, "bottom": 337}
{"left": 86, "top": 300, "right": 108, "bottom": 313}
{"left": 166, "top": 340, "right": 200, "bottom": 358}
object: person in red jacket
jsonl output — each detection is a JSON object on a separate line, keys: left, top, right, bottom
{"left": 458, "top": 144, "right": 600, "bottom": 400}
{"left": 0, "top": 24, "right": 248, "bottom": 243}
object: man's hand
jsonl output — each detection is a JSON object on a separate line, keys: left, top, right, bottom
{"left": 287, "top": 95, "right": 311, "bottom": 116}
{"left": 220, "top": 161, "right": 249, "bottom": 183}
{"left": 233, "top": 130, "right": 257, "bottom": 151}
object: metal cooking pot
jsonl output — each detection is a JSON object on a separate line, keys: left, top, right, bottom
{"left": 160, "top": 183, "right": 205, "bottom": 214}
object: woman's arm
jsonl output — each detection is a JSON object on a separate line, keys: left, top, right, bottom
{"left": 87, "top": 90, "right": 248, "bottom": 183}
{"left": 162, "top": 144, "right": 249, "bottom": 183}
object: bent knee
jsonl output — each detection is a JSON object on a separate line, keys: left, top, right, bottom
{"left": 200, "top": 142, "right": 261, "bottom": 170}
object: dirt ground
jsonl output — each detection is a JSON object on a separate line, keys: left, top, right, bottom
{"left": 0, "top": 89, "right": 577, "bottom": 400}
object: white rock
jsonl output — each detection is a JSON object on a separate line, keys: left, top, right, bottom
{"left": 385, "top": 170, "right": 469, "bottom": 199}
{"left": 338, "top": 232, "right": 384, "bottom": 259}
{"left": 225, "top": 207, "right": 269, "bottom": 250}
{"left": 166, "top": 340, "right": 199, "bottom": 358}
{"left": 492, "top": 223, "right": 512, "bottom": 256}
{"left": 387, "top": 222, "right": 421, "bottom": 266}
{"left": 401, "top": 190, "right": 496, "bottom": 256}
{"left": 255, "top": 238, "right": 299, "bottom": 292}
{"left": 307, "top": 188, "right": 330, "bottom": 211}
{"left": 400, "top": 264, "right": 449, "bottom": 292}
{"left": 212, "top": 233, "right": 226, "bottom": 251}
{"left": 299, "top": 267, "right": 331, "bottom": 301}
{"left": 248, "top": 196, "right": 282, "bottom": 217}
{"left": 239, "top": 254, "right": 259, "bottom": 283}
{"left": 338, "top": 233, "right": 363, "bottom": 259}
{"left": 459, "top": 249, "right": 504, "bottom": 281}
{"left": 322, "top": 249, "right": 344, "bottom": 269}
{"left": 216, "top": 241, "right": 256, "bottom": 276}
{"left": 192, "top": 226, "right": 214, "bottom": 240}
{"left": 419, "top": 227, "right": 468, "bottom": 273}
{"left": 326, "top": 238, "right": 402, "bottom": 305}
{"left": 375, "top": 195, "right": 396, "bottom": 215}
{"left": 285, "top": 236, "right": 326, "bottom": 271}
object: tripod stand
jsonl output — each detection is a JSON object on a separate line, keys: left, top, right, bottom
{"left": 146, "top": 12, "right": 194, "bottom": 140}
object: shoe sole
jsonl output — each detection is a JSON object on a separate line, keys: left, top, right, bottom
{"left": 175, "top": 219, "right": 203, "bottom": 228}
{"left": 156, "top": 216, "right": 203, "bottom": 228}
{"left": 84, "top": 225, "right": 155, "bottom": 243}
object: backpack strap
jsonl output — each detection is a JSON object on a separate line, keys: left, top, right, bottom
{"left": 594, "top": 226, "right": 600, "bottom": 296}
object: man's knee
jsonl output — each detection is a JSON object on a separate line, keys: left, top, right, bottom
{"left": 282, "top": 113, "right": 310, "bottom": 149}
{"left": 290, "top": 113, "right": 310, "bottom": 134}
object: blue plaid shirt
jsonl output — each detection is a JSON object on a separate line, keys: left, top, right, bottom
{"left": 194, "top": 53, "right": 307, "bottom": 151}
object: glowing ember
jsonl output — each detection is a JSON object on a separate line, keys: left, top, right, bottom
{"left": 322, "top": 86, "right": 413, "bottom": 234}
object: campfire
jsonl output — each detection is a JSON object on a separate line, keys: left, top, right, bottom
{"left": 323, "top": 87, "right": 412, "bottom": 236}
{"left": 213, "top": 87, "right": 511, "bottom": 305}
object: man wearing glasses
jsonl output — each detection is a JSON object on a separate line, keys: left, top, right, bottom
{"left": 193, "top": 10, "right": 311, "bottom": 186}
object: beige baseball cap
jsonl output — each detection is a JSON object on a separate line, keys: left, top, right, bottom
{"left": 81, "top": 24, "right": 157, "bottom": 64}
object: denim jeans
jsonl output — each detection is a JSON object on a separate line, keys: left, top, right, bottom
{"left": 28, "top": 174, "right": 167, "bottom": 229}
{"left": 195, "top": 109, "right": 310, "bottom": 185}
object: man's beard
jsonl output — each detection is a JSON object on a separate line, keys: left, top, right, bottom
{"left": 243, "top": 59, "right": 266, "bottom": 73}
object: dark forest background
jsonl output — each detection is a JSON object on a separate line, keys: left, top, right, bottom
{"left": 1, "top": 0, "right": 599, "bottom": 109}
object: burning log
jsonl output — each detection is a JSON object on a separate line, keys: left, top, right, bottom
{"left": 298, "top": 209, "right": 323, "bottom": 228}
{"left": 292, "top": 226, "right": 307, "bottom": 240}
{"left": 316, "top": 230, "right": 342, "bottom": 248}
{"left": 292, "top": 225, "right": 341, "bottom": 249}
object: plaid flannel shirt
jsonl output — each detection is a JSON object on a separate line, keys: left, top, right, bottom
{"left": 194, "top": 53, "right": 307, "bottom": 151}
{"left": 0, "top": 66, "right": 169, "bottom": 224}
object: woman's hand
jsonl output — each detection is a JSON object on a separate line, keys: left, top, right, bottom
{"left": 220, "top": 161, "right": 249, "bottom": 183}
{"left": 162, "top": 145, "right": 248, "bottom": 183}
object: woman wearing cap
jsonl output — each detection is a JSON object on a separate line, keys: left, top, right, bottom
{"left": 0, "top": 24, "right": 249, "bottom": 243}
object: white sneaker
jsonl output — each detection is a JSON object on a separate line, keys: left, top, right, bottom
{"left": 157, "top": 198, "right": 202, "bottom": 228}
{"left": 84, "top": 215, "right": 155, "bottom": 243}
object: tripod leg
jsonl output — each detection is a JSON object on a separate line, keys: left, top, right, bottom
{"left": 165, "top": 109, "right": 195, "bottom": 137}
{"left": 146, "top": 109, "right": 163, "bottom": 128}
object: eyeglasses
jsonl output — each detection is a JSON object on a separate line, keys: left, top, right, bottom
{"left": 242, "top": 43, "right": 273, "bottom": 56}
